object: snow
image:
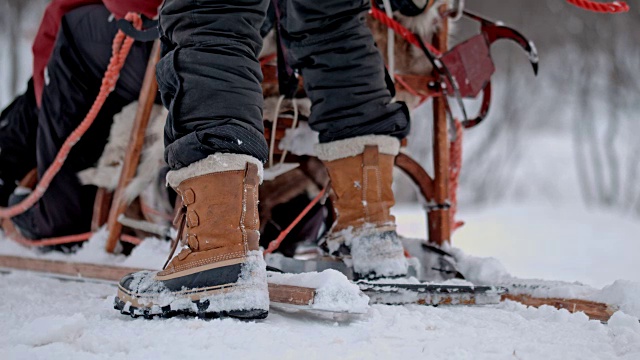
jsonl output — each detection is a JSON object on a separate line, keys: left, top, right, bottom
{"left": 344, "top": 228, "right": 409, "bottom": 278}
{"left": 592, "top": 281, "right": 640, "bottom": 319}
{"left": 0, "top": 227, "right": 168, "bottom": 271}
{"left": 394, "top": 203, "right": 640, "bottom": 317}
{"left": 120, "top": 251, "right": 269, "bottom": 315}
{"left": 268, "top": 269, "right": 370, "bottom": 313}
{"left": 278, "top": 121, "right": 318, "bottom": 156}
{"left": 263, "top": 162, "right": 300, "bottom": 181}
{"left": 1, "top": 272, "right": 639, "bottom": 359}
{"left": 394, "top": 203, "right": 640, "bottom": 288}
{"left": 1, "top": 202, "right": 639, "bottom": 358}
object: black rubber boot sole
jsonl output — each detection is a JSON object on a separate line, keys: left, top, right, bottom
{"left": 113, "top": 296, "right": 268, "bottom": 320}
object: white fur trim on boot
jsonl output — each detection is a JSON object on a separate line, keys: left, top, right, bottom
{"left": 166, "top": 153, "right": 264, "bottom": 187}
{"left": 315, "top": 135, "right": 401, "bottom": 162}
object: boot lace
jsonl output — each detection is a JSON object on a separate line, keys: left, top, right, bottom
{"left": 162, "top": 205, "right": 187, "bottom": 269}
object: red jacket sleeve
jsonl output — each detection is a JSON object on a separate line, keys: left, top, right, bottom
{"left": 32, "top": 0, "right": 101, "bottom": 107}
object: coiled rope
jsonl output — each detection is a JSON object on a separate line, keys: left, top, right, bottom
{"left": 0, "top": 13, "right": 142, "bottom": 221}
{"left": 1, "top": 13, "right": 144, "bottom": 248}
{"left": 566, "top": 0, "right": 629, "bottom": 13}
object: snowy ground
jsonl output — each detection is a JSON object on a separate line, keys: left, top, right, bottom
{"left": 1, "top": 272, "right": 638, "bottom": 360}
{"left": 394, "top": 203, "right": 640, "bottom": 288}
{"left": 1, "top": 202, "right": 640, "bottom": 359}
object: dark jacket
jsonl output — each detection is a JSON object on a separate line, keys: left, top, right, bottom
{"left": 32, "top": 0, "right": 162, "bottom": 107}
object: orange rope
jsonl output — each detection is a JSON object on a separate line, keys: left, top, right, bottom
{"left": 140, "top": 201, "right": 174, "bottom": 222}
{"left": 0, "top": 13, "right": 142, "bottom": 221}
{"left": 393, "top": 74, "right": 430, "bottom": 105}
{"left": 265, "top": 186, "right": 328, "bottom": 254}
{"left": 10, "top": 232, "right": 94, "bottom": 247}
{"left": 369, "top": 6, "right": 442, "bottom": 56}
{"left": 449, "top": 118, "right": 464, "bottom": 232}
{"left": 566, "top": 0, "right": 629, "bottom": 13}
{"left": 120, "top": 234, "right": 142, "bottom": 246}
{"left": 8, "top": 232, "right": 142, "bottom": 248}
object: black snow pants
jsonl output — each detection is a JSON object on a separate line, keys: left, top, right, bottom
{"left": 0, "top": 80, "right": 39, "bottom": 207}
{"left": 1, "top": 5, "right": 153, "bottom": 239}
{"left": 158, "top": 0, "right": 410, "bottom": 170}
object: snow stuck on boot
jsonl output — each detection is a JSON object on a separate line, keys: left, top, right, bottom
{"left": 120, "top": 250, "right": 269, "bottom": 316}
{"left": 329, "top": 227, "right": 409, "bottom": 279}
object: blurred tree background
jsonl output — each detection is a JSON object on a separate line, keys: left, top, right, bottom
{"left": 400, "top": 0, "right": 640, "bottom": 215}
{"left": 1, "top": 0, "right": 638, "bottom": 214}
{"left": 0, "top": 0, "right": 47, "bottom": 101}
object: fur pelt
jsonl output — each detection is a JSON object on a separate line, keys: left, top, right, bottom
{"left": 166, "top": 153, "right": 265, "bottom": 187}
{"left": 315, "top": 135, "right": 400, "bottom": 162}
{"left": 371, "top": 0, "right": 454, "bottom": 107}
{"left": 77, "top": 102, "right": 167, "bottom": 205}
{"left": 370, "top": 1, "right": 445, "bottom": 75}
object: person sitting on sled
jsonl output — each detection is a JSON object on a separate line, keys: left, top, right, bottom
{"left": 116, "top": 0, "right": 412, "bottom": 319}
{"left": 0, "top": 0, "right": 162, "bottom": 240}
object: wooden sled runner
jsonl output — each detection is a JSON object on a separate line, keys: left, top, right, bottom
{"left": 0, "top": 255, "right": 328, "bottom": 313}
{"left": 0, "top": 254, "right": 619, "bottom": 321}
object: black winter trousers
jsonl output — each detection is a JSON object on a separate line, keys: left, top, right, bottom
{"left": 159, "top": 0, "right": 410, "bottom": 170}
{"left": 0, "top": 5, "right": 152, "bottom": 238}
{"left": 0, "top": 80, "right": 39, "bottom": 206}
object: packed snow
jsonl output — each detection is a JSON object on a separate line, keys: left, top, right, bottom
{"left": 0, "top": 227, "right": 171, "bottom": 270}
{"left": 1, "top": 2, "right": 638, "bottom": 357}
{"left": 1, "top": 202, "right": 639, "bottom": 358}
{"left": 393, "top": 203, "right": 640, "bottom": 288}
{"left": 121, "top": 251, "right": 270, "bottom": 316}
{"left": 0, "top": 272, "right": 639, "bottom": 359}
{"left": 268, "top": 269, "right": 370, "bottom": 313}
{"left": 394, "top": 203, "right": 640, "bottom": 318}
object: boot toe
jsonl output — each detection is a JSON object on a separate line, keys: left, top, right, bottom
{"left": 118, "top": 270, "right": 164, "bottom": 295}
{"left": 119, "top": 273, "right": 136, "bottom": 291}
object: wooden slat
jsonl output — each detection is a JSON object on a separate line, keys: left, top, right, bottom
{"left": 91, "top": 188, "right": 113, "bottom": 232}
{"left": 0, "top": 255, "right": 141, "bottom": 281}
{"left": 394, "top": 74, "right": 440, "bottom": 98}
{"left": 503, "top": 294, "right": 617, "bottom": 322}
{"left": 429, "top": 13, "right": 451, "bottom": 246}
{"left": 268, "top": 283, "right": 316, "bottom": 306}
{"left": 0, "top": 255, "right": 622, "bottom": 319}
{"left": 105, "top": 41, "right": 161, "bottom": 253}
{"left": 395, "top": 153, "right": 434, "bottom": 202}
{"left": 0, "top": 255, "right": 318, "bottom": 308}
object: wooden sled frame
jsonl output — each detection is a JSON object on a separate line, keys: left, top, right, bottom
{"left": 0, "top": 14, "right": 619, "bottom": 322}
{"left": 96, "top": 20, "right": 452, "bottom": 252}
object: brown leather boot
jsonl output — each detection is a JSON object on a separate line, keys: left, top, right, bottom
{"left": 115, "top": 154, "right": 269, "bottom": 319}
{"left": 317, "top": 135, "right": 408, "bottom": 279}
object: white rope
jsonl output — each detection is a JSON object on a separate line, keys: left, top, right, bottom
{"left": 382, "top": 0, "right": 395, "bottom": 82}
{"left": 279, "top": 97, "right": 300, "bottom": 165}
{"left": 269, "top": 94, "right": 285, "bottom": 168}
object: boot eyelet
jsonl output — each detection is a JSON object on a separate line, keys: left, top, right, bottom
{"left": 177, "top": 249, "right": 191, "bottom": 260}
{"left": 187, "top": 234, "right": 199, "bottom": 250}
{"left": 183, "top": 188, "right": 196, "bottom": 205}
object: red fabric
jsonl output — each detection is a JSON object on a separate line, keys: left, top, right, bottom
{"left": 32, "top": 0, "right": 162, "bottom": 106}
